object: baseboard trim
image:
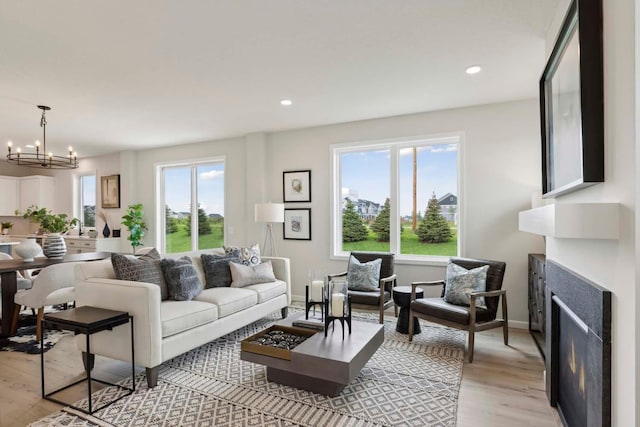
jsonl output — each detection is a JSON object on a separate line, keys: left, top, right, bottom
{"left": 507, "top": 320, "right": 529, "bottom": 330}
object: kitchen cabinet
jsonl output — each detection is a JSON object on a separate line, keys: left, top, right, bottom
{"left": 19, "top": 176, "right": 54, "bottom": 211}
{"left": 0, "top": 177, "right": 19, "bottom": 216}
{"left": 64, "top": 237, "right": 121, "bottom": 254}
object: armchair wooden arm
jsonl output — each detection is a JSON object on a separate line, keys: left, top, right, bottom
{"left": 410, "top": 280, "right": 445, "bottom": 301}
{"left": 380, "top": 274, "right": 397, "bottom": 284}
{"left": 327, "top": 271, "right": 347, "bottom": 281}
{"left": 380, "top": 273, "right": 397, "bottom": 292}
{"left": 471, "top": 289, "right": 506, "bottom": 298}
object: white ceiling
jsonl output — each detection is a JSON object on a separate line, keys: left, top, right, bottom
{"left": 0, "top": 0, "right": 559, "bottom": 158}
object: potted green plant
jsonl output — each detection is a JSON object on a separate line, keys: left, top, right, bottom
{"left": 1, "top": 222, "right": 13, "bottom": 235}
{"left": 17, "top": 206, "right": 78, "bottom": 234}
{"left": 16, "top": 206, "right": 79, "bottom": 258}
{"left": 122, "top": 203, "right": 148, "bottom": 253}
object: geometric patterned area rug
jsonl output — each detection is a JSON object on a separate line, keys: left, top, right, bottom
{"left": 30, "top": 309, "right": 465, "bottom": 427}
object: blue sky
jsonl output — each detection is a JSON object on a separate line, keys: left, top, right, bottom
{"left": 164, "top": 163, "right": 225, "bottom": 215}
{"left": 341, "top": 144, "right": 457, "bottom": 216}
{"left": 82, "top": 175, "right": 96, "bottom": 205}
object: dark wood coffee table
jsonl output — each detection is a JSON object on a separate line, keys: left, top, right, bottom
{"left": 241, "top": 313, "right": 383, "bottom": 396}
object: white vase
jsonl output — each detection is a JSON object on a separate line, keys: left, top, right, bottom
{"left": 43, "top": 233, "right": 67, "bottom": 259}
{"left": 14, "top": 238, "right": 41, "bottom": 262}
{"left": 2, "top": 229, "right": 9, "bottom": 235}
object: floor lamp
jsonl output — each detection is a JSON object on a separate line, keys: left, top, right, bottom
{"left": 255, "top": 203, "right": 284, "bottom": 256}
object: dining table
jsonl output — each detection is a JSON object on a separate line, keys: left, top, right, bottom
{"left": 0, "top": 252, "right": 112, "bottom": 337}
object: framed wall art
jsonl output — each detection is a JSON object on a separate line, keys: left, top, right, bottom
{"left": 540, "top": 0, "right": 603, "bottom": 198}
{"left": 283, "top": 170, "right": 311, "bottom": 202}
{"left": 101, "top": 174, "right": 121, "bottom": 208}
{"left": 283, "top": 208, "right": 311, "bottom": 240}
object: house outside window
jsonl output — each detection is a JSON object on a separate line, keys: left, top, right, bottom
{"left": 156, "top": 158, "right": 225, "bottom": 254}
{"left": 78, "top": 174, "right": 96, "bottom": 228}
{"left": 331, "top": 135, "right": 461, "bottom": 261}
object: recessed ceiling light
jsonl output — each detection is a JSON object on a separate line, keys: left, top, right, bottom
{"left": 280, "top": 99, "right": 293, "bottom": 106}
{"left": 25, "top": 144, "right": 35, "bottom": 148}
{"left": 465, "top": 65, "right": 482, "bottom": 75}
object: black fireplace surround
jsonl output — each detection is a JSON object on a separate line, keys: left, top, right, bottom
{"left": 545, "top": 260, "right": 611, "bottom": 427}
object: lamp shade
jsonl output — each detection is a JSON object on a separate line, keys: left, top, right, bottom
{"left": 255, "top": 203, "right": 284, "bottom": 223}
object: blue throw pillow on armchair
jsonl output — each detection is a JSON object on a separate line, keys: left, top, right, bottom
{"left": 346, "top": 255, "right": 382, "bottom": 292}
{"left": 443, "top": 262, "right": 489, "bottom": 308}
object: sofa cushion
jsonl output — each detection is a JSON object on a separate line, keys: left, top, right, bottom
{"left": 161, "top": 257, "right": 202, "bottom": 301}
{"left": 112, "top": 249, "right": 168, "bottom": 300}
{"left": 224, "top": 244, "right": 261, "bottom": 266}
{"left": 194, "top": 287, "right": 258, "bottom": 318}
{"left": 229, "top": 261, "right": 276, "bottom": 288}
{"left": 201, "top": 253, "right": 241, "bottom": 288}
{"left": 243, "top": 280, "right": 287, "bottom": 304}
{"left": 160, "top": 300, "right": 218, "bottom": 338}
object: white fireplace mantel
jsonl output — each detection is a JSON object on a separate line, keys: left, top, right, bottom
{"left": 518, "top": 203, "right": 620, "bottom": 239}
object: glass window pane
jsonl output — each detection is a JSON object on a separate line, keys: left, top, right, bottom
{"left": 81, "top": 175, "right": 96, "bottom": 227}
{"left": 398, "top": 143, "right": 458, "bottom": 256}
{"left": 340, "top": 150, "right": 390, "bottom": 253}
{"left": 164, "top": 167, "right": 192, "bottom": 253}
{"left": 196, "top": 164, "right": 225, "bottom": 250}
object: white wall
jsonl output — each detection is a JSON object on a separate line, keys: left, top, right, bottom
{"left": 88, "top": 98, "right": 541, "bottom": 327}
{"left": 545, "top": 0, "right": 637, "bottom": 425}
{"left": 265, "top": 99, "right": 543, "bottom": 325}
{"left": 53, "top": 152, "right": 124, "bottom": 237}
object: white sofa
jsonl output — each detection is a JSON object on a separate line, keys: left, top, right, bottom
{"left": 74, "top": 251, "right": 291, "bottom": 387}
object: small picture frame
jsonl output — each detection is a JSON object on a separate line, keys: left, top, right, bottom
{"left": 101, "top": 174, "right": 121, "bottom": 208}
{"left": 283, "top": 170, "right": 311, "bottom": 203}
{"left": 284, "top": 208, "right": 311, "bottom": 240}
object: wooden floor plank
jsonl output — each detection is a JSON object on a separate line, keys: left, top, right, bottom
{"left": 0, "top": 324, "right": 562, "bottom": 426}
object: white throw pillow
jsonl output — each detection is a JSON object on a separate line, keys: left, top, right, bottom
{"left": 229, "top": 261, "right": 276, "bottom": 287}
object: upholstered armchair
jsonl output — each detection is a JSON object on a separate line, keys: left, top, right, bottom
{"left": 408, "top": 257, "right": 507, "bottom": 362}
{"left": 328, "top": 252, "right": 397, "bottom": 323}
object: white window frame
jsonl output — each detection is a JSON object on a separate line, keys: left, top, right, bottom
{"left": 154, "top": 156, "right": 226, "bottom": 254}
{"left": 330, "top": 133, "right": 464, "bottom": 265}
{"left": 74, "top": 173, "right": 96, "bottom": 229}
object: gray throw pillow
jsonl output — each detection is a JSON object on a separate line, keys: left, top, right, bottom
{"left": 112, "top": 248, "right": 168, "bottom": 300}
{"left": 201, "top": 253, "right": 241, "bottom": 288}
{"left": 443, "top": 262, "right": 489, "bottom": 308}
{"left": 346, "top": 256, "right": 382, "bottom": 292}
{"left": 229, "top": 261, "right": 276, "bottom": 288}
{"left": 161, "top": 257, "right": 202, "bottom": 301}
{"left": 224, "top": 244, "right": 261, "bottom": 266}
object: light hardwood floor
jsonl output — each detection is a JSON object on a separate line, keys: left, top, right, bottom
{"left": 0, "top": 325, "right": 562, "bottom": 426}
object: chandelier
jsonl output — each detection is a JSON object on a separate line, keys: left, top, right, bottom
{"left": 6, "top": 105, "right": 78, "bottom": 169}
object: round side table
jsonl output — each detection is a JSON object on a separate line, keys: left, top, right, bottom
{"left": 392, "top": 286, "right": 424, "bottom": 334}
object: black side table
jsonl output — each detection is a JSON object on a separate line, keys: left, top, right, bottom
{"left": 41, "top": 306, "right": 135, "bottom": 415}
{"left": 393, "top": 286, "right": 424, "bottom": 334}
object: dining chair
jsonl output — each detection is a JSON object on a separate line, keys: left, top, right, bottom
{"left": 10, "top": 262, "right": 79, "bottom": 341}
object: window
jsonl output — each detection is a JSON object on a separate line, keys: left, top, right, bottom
{"left": 78, "top": 175, "right": 96, "bottom": 228}
{"left": 157, "top": 159, "right": 225, "bottom": 254}
{"left": 332, "top": 135, "right": 460, "bottom": 261}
